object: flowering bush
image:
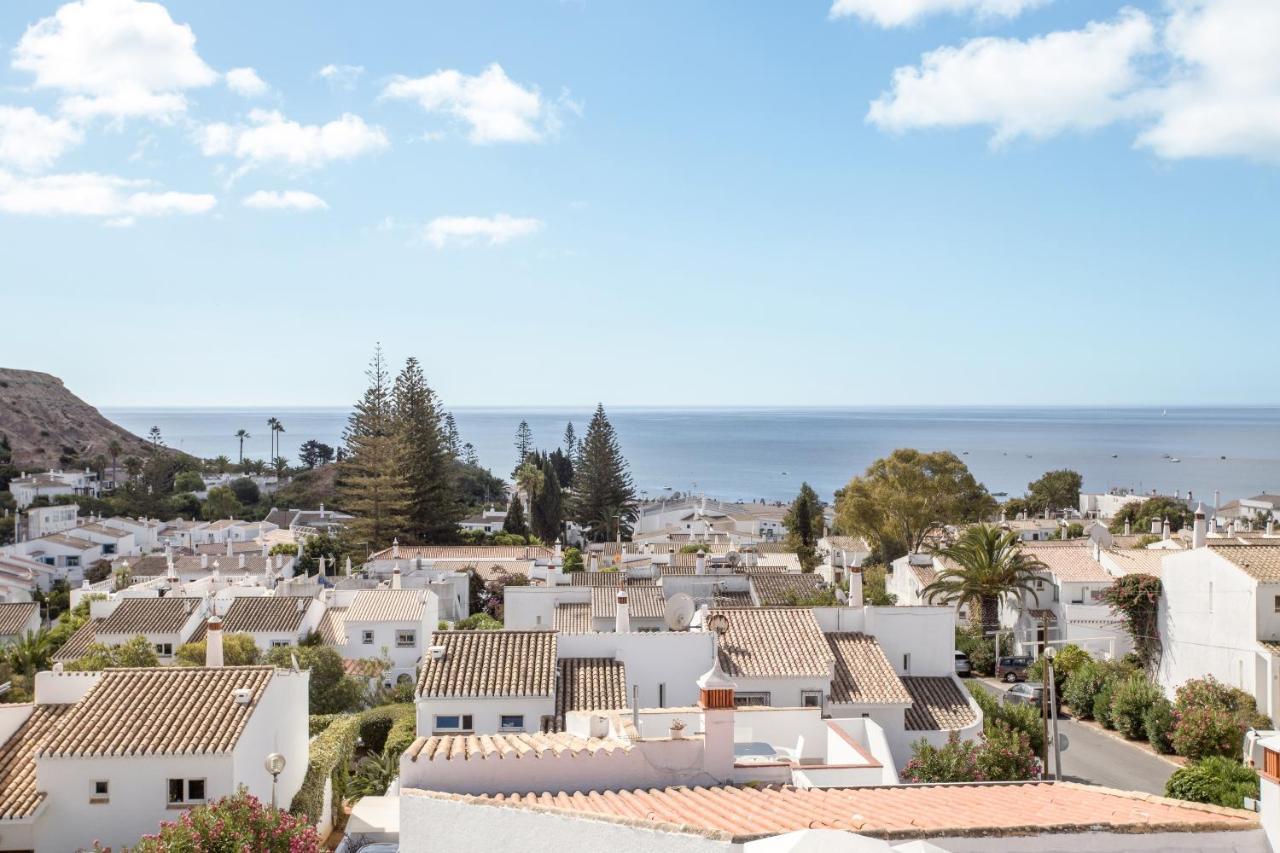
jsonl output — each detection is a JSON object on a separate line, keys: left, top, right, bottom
{"left": 126, "top": 790, "right": 320, "bottom": 852}
{"left": 1109, "top": 675, "right": 1162, "bottom": 740}
{"left": 902, "top": 730, "right": 1041, "bottom": 783}
{"left": 1062, "top": 658, "right": 1135, "bottom": 720}
{"left": 1145, "top": 696, "right": 1176, "bottom": 754}
{"left": 1101, "top": 573, "right": 1162, "bottom": 670}
{"left": 1170, "top": 676, "right": 1271, "bottom": 760}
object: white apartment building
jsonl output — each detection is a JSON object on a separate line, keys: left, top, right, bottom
{"left": 8, "top": 470, "right": 100, "bottom": 509}
{"left": 23, "top": 505, "right": 78, "bottom": 540}
{"left": 330, "top": 587, "right": 438, "bottom": 685}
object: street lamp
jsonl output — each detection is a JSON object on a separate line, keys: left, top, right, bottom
{"left": 1044, "top": 647, "right": 1061, "bottom": 780}
{"left": 264, "top": 753, "right": 286, "bottom": 809}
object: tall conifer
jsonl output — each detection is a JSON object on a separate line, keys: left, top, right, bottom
{"left": 339, "top": 345, "right": 408, "bottom": 549}
{"left": 572, "top": 404, "right": 637, "bottom": 542}
{"left": 394, "top": 357, "right": 464, "bottom": 544}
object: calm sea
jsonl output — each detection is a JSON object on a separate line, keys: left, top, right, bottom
{"left": 100, "top": 406, "right": 1280, "bottom": 504}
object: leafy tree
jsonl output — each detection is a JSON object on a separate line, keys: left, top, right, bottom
{"left": 230, "top": 476, "right": 260, "bottom": 506}
{"left": 513, "top": 420, "right": 533, "bottom": 472}
{"left": 1109, "top": 496, "right": 1193, "bottom": 535}
{"left": 572, "top": 404, "right": 637, "bottom": 542}
{"left": 176, "top": 633, "right": 261, "bottom": 666}
{"left": 394, "top": 357, "right": 463, "bottom": 543}
{"left": 1166, "top": 757, "right": 1260, "bottom": 809}
{"left": 783, "top": 482, "right": 824, "bottom": 572}
{"left": 455, "top": 460, "right": 506, "bottom": 508}
{"left": 65, "top": 635, "right": 160, "bottom": 670}
{"left": 266, "top": 644, "right": 365, "bottom": 714}
{"left": 562, "top": 547, "right": 584, "bottom": 573}
{"left": 148, "top": 425, "right": 165, "bottom": 449}
{"left": 481, "top": 571, "right": 530, "bottom": 620}
{"left": 836, "top": 449, "right": 997, "bottom": 561}
{"left": 503, "top": 494, "right": 528, "bottom": 537}
{"left": 202, "top": 486, "right": 243, "bottom": 521}
{"left": 1026, "top": 469, "right": 1083, "bottom": 516}
{"left": 298, "top": 440, "right": 335, "bottom": 469}
{"left": 174, "top": 470, "right": 204, "bottom": 493}
{"left": 922, "top": 524, "right": 1045, "bottom": 635}
{"left": 340, "top": 345, "right": 409, "bottom": 550}
{"left": 298, "top": 531, "right": 343, "bottom": 575}
{"left": 455, "top": 612, "right": 503, "bottom": 630}
{"left": 531, "top": 459, "right": 564, "bottom": 544}
{"left": 860, "top": 564, "right": 897, "bottom": 606}
{"left": 5, "top": 630, "right": 52, "bottom": 677}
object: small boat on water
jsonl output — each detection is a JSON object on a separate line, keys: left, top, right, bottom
{"left": 1169, "top": 457, "right": 1181, "bottom": 463}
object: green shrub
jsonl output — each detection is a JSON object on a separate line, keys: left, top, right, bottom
{"left": 357, "top": 703, "right": 414, "bottom": 754}
{"left": 976, "top": 722, "right": 1042, "bottom": 781}
{"left": 1094, "top": 679, "right": 1118, "bottom": 729}
{"left": 1165, "top": 756, "right": 1260, "bottom": 808}
{"left": 1110, "top": 675, "right": 1162, "bottom": 740}
{"left": 309, "top": 714, "right": 339, "bottom": 737}
{"left": 967, "top": 683, "right": 1044, "bottom": 756}
{"left": 956, "top": 624, "right": 1011, "bottom": 677}
{"left": 1145, "top": 697, "right": 1176, "bottom": 754}
{"left": 455, "top": 612, "right": 503, "bottom": 630}
{"left": 902, "top": 732, "right": 980, "bottom": 782}
{"left": 1063, "top": 658, "right": 1136, "bottom": 721}
{"left": 1027, "top": 645, "right": 1091, "bottom": 697}
{"left": 290, "top": 714, "right": 359, "bottom": 822}
{"left": 1172, "top": 705, "right": 1243, "bottom": 760}
{"left": 385, "top": 713, "right": 418, "bottom": 760}
{"left": 127, "top": 790, "right": 320, "bottom": 852}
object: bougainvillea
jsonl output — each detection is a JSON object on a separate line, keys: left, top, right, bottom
{"left": 1101, "top": 573, "right": 1162, "bottom": 670}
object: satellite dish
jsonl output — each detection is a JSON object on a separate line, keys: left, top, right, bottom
{"left": 664, "top": 593, "right": 696, "bottom": 631}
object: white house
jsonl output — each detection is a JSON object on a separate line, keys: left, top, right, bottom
{"left": 10, "top": 533, "right": 102, "bottom": 586}
{"left": 0, "top": 658, "right": 309, "bottom": 852}
{"left": 8, "top": 470, "right": 100, "bottom": 509}
{"left": 81, "top": 596, "right": 209, "bottom": 663}
{"left": 416, "top": 630, "right": 558, "bottom": 736}
{"left": 197, "top": 593, "right": 325, "bottom": 652}
{"left": 0, "top": 556, "right": 40, "bottom": 602}
{"left": 0, "top": 601, "right": 40, "bottom": 644}
{"left": 23, "top": 505, "right": 78, "bottom": 540}
{"left": 459, "top": 507, "right": 507, "bottom": 535}
{"left": 335, "top": 588, "right": 437, "bottom": 685}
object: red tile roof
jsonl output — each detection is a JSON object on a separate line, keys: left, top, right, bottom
{"left": 459, "top": 781, "right": 1255, "bottom": 841}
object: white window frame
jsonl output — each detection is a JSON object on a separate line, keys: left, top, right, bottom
{"left": 395, "top": 629, "right": 416, "bottom": 648}
{"left": 270, "top": 639, "right": 290, "bottom": 648}
{"left": 735, "top": 692, "right": 771, "bottom": 707}
{"left": 91, "top": 780, "right": 109, "bottom": 803}
{"left": 166, "top": 778, "right": 207, "bottom": 807}
{"left": 433, "top": 714, "right": 474, "bottom": 733}
{"left": 500, "top": 714, "right": 525, "bottom": 732}
{"left": 155, "top": 642, "right": 173, "bottom": 657}
{"left": 801, "top": 690, "right": 823, "bottom": 709}
{"left": 362, "top": 630, "right": 375, "bottom": 645}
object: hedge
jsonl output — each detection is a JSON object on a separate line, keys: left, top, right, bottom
{"left": 358, "top": 703, "right": 415, "bottom": 754}
{"left": 385, "top": 713, "right": 418, "bottom": 760}
{"left": 291, "top": 714, "right": 360, "bottom": 823}
{"left": 309, "top": 714, "right": 340, "bottom": 737}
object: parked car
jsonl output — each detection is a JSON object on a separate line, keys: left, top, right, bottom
{"left": 954, "top": 651, "right": 972, "bottom": 677}
{"left": 1003, "top": 682, "right": 1045, "bottom": 707}
{"left": 996, "top": 655, "right": 1032, "bottom": 683}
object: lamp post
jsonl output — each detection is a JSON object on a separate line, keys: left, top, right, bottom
{"left": 265, "top": 752, "right": 286, "bottom": 809}
{"left": 1044, "top": 646, "right": 1061, "bottom": 780}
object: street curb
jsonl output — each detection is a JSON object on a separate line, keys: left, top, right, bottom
{"left": 1069, "top": 716, "right": 1184, "bottom": 770}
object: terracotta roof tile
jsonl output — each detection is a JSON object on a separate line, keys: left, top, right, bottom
{"left": 749, "top": 573, "right": 827, "bottom": 606}
{"left": 0, "top": 602, "right": 38, "bottom": 636}
{"left": 472, "top": 781, "right": 1256, "bottom": 840}
{"left": 347, "top": 590, "right": 429, "bottom": 623}
{"left": 51, "top": 618, "right": 102, "bottom": 662}
{"left": 1211, "top": 545, "right": 1280, "bottom": 583}
{"left": 553, "top": 658, "right": 627, "bottom": 731}
{"left": 318, "top": 606, "right": 347, "bottom": 644}
{"left": 218, "top": 596, "right": 311, "bottom": 634}
{"left": 709, "top": 608, "right": 833, "bottom": 679}
{"left": 38, "top": 666, "right": 275, "bottom": 757}
{"left": 97, "top": 597, "right": 202, "bottom": 635}
{"left": 554, "top": 603, "right": 592, "bottom": 634}
{"left": 1102, "top": 548, "right": 1167, "bottom": 577}
{"left": 405, "top": 731, "right": 629, "bottom": 762}
{"left": 417, "top": 631, "right": 557, "bottom": 699}
{"left": 903, "top": 676, "right": 977, "bottom": 730}
{"left": 0, "top": 704, "right": 74, "bottom": 820}
{"left": 591, "top": 585, "right": 665, "bottom": 620}
{"left": 826, "top": 632, "right": 911, "bottom": 705}
{"left": 370, "top": 545, "right": 553, "bottom": 561}
{"left": 1021, "top": 544, "right": 1112, "bottom": 583}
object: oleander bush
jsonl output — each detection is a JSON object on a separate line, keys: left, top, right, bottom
{"left": 1165, "top": 756, "right": 1260, "bottom": 808}
{"left": 903, "top": 729, "right": 1041, "bottom": 783}
{"left": 1170, "top": 677, "right": 1271, "bottom": 760}
{"left": 1109, "top": 675, "right": 1163, "bottom": 740}
{"left": 1093, "top": 678, "right": 1118, "bottom": 729}
{"left": 125, "top": 790, "right": 321, "bottom": 852}
{"left": 975, "top": 722, "right": 1042, "bottom": 781}
{"left": 1145, "top": 696, "right": 1176, "bottom": 754}
{"left": 967, "top": 682, "right": 1045, "bottom": 756}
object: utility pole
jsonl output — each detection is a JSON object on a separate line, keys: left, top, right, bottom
{"left": 1047, "top": 647, "right": 1062, "bottom": 780}
{"left": 1041, "top": 610, "right": 1051, "bottom": 776}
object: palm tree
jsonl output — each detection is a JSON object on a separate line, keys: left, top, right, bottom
{"left": 123, "top": 457, "right": 143, "bottom": 479}
{"left": 107, "top": 439, "right": 122, "bottom": 479}
{"left": 234, "top": 429, "right": 250, "bottom": 465}
{"left": 266, "top": 417, "right": 280, "bottom": 461}
{"left": 274, "top": 421, "right": 285, "bottom": 462}
{"left": 922, "top": 523, "right": 1046, "bottom": 636}
{"left": 515, "top": 461, "right": 544, "bottom": 511}
{"left": 6, "top": 629, "right": 51, "bottom": 677}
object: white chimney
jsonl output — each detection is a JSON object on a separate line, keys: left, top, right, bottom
{"left": 615, "top": 589, "right": 630, "bottom": 633}
{"left": 697, "top": 655, "right": 737, "bottom": 781}
{"left": 1150, "top": 519, "right": 1162, "bottom": 535}
{"left": 206, "top": 617, "right": 224, "bottom": 667}
{"left": 200, "top": 554, "right": 209, "bottom": 569}
{"left": 589, "top": 552, "right": 599, "bottom": 572}
{"left": 695, "top": 550, "right": 706, "bottom": 576}
{"left": 238, "top": 554, "right": 246, "bottom": 570}
{"left": 225, "top": 539, "right": 233, "bottom": 556}
{"left": 392, "top": 565, "right": 402, "bottom": 590}
{"left": 392, "top": 537, "right": 400, "bottom": 559}
{"left": 1124, "top": 520, "right": 1131, "bottom": 536}
{"left": 231, "top": 687, "right": 251, "bottom": 705}
{"left": 319, "top": 502, "right": 325, "bottom": 517}
{"left": 1192, "top": 504, "right": 1207, "bottom": 549}
{"left": 1162, "top": 518, "right": 1171, "bottom": 541}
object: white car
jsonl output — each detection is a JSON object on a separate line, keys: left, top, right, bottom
{"left": 1244, "top": 728, "right": 1278, "bottom": 769}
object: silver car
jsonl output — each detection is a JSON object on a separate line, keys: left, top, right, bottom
{"left": 1002, "top": 682, "right": 1045, "bottom": 707}
{"left": 954, "top": 651, "right": 972, "bottom": 677}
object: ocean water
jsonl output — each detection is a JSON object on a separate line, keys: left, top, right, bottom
{"left": 100, "top": 406, "right": 1280, "bottom": 504}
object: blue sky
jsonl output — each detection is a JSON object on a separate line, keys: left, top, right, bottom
{"left": 0, "top": 0, "right": 1276, "bottom": 409}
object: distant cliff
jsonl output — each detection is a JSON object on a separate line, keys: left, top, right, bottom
{"left": 0, "top": 368, "right": 155, "bottom": 469}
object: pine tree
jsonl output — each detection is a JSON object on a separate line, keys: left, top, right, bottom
{"left": 339, "top": 345, "right": 408, "bottom": 549}
{"left": 784, "top": 481, "right": 825, "bottom": 571}
{"left": 531, "top": 458, "right": 563, "bottom": 543}
{"left": 442, "top": 412, "right": 461, "bottom": 459}
{"left": 394, "top": 357, "right": 464, "bottom": 544}
{"left": 462, "top": 443, "right": 479, "bottom": 467}
{"left": 503, "top": 494, "right": 528, "bottom": 537}
{"left": 572, "top": 404, "right": 637, "bottom": 542}
{"left": 514, "top": 420, "right": 533, "bottom": 473}
{"left": 563, "top": 422, "right": 576, "bottom": 457}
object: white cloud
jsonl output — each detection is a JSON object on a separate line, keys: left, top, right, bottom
{"left": 242, "top": 190, "right": 329, "bottom": 211}
{"left": 13, "top": 0, "right": 217, "bottom": 122}
{"left": 0, "top": 169, "right": 215, "bottom": 219}
{"left": 381, "top": 63, "right": 561, "bottom": 143}
{"left": 317, "top": 63, "right": 364, "bottom": 90}
{"left": 0, "top": 107, "right": 83, "bottom": 172}
{"left": 422, "top": 214, "right": 543, "bottom": 248}
{"left": 867, "top": 10, "right": 1155, "bottom": 144}
{"left": 1136, "top": 0, "right": 1280, "bottom": 162}
{"left": 226, "top": 67, "right": 268, "bottom": 98}
{"left": 831, "top": 0, "right": 1047, "bottom": 28}
{"left": 198, "top": 109, "right": 389, "bottom": 172}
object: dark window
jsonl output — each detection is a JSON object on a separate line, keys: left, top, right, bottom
{"left": 187, "top": 780, "right": 206, "bottom": 802}
{"left": 168, "top": 779, "right": 184, "bottom": 804}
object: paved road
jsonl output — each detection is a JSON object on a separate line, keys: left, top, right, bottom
{"left": 972, "top": 678, "right": 1176, "bottom": 795}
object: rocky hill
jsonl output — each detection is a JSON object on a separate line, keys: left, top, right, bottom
{"left": 0, "top": 368, "right": 155, "bottom": 469}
